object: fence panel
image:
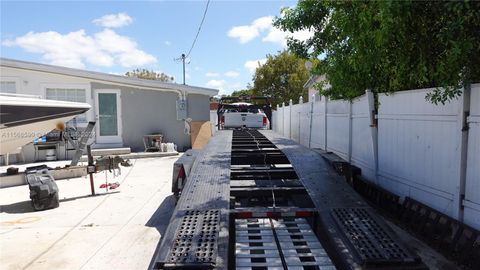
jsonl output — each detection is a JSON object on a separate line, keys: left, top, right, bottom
{"left": 464, "top": 83, "right": 480, "bottom": 229}
{"left": 283, "top": 104, "right": 291, "bottom": 138}
{"left": 290, "top": 103, "right": 301, "bottom": 143}
{"left": 351, "top": 95, "right": 376, "bottom": 181}
{"left": 378, "top": 89, "right": 461, "bottom": 218}
{"left": 272, "top": 107, "right": 280, "bottom": 134}
{"left": 298, "top": 103, "right": 311, "bottom": 146}
{"left": 310, "top": 100, "right": 326, "bottom": 149}
{"left": 270, "top": 87, "right": 478, "bottom": 229}
{"left": 326, "top": 100, "right": 350, "bottom": 160}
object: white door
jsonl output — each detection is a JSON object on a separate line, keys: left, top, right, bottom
{"left": 95, "top": 89, "right": 122, "bottom": 144}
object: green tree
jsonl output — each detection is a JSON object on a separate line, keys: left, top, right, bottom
{"left": 252, "top": 51, "right": 310, "bottom": 107}
{"left": 230, "top": 88, "right": 253, "bottom": 97}
{"left": 125, "top": 68, "right": 174, "bottom": 82}
{"left": 275, "top": 0, "right": 480, "bottom": 104}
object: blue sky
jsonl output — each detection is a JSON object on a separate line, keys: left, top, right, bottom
{"left": 1, "top": 0, "right": 312, "bottom": 95}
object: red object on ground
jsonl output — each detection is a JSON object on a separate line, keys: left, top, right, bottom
{"left": 109, "top": 182, "right": 120, "bottom": 190}
{"left": 99, "top": 182, "right": 120, "bottom": 190}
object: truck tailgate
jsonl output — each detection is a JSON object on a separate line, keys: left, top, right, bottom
{"left": 224, "top": 113, "right": 263, "bottom": 128}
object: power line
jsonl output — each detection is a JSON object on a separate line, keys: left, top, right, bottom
{"left": 175, "top": 0, "right": 210, "bottom": 85}
{"left": 186, "top": 0, "right": 211, "bottom": 58}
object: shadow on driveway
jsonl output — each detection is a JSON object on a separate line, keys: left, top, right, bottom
{"left": 0, "top": 200, "right": 35, "bottom": 214}
{"left": 0, "top": 192, "right": 121, "bottom": 214}
{"left": 145, "top": 195, "right": 175, "bottom": 269}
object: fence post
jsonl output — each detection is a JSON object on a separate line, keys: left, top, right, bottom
{"left": 348, "top": 100, "right": 353, "bottom": 163}
{"left": 324, "top": 96, "right": 328, "bottom": 151}
{"left": 276, "top": 104, "right": 279, "bottom": 132}
{"left": 282, "top": 102, "right": 285, "bottom": 137}
{"left": 298, "top": 97, "right": 303, "bottom": 143}
{"left": 308, "top": 98, "right": 314, "bottom": 148}
{"left": 289, "top": 99, "right": 293, "bottom": 139}
{"left": 366, "top": 89, "right": 379, "bottom": 184}
{"left": 299, "top": 97, "right": 304, "bottom": 143}
{"left": 453, "top": 85, "right": 471, "bottom": 221}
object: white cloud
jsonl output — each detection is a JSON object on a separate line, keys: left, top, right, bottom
{"left": 2, "top": 29, "right": 157, "bottom": 69}
{"left": 93, "top": 12, "right": 133, "bottom": 28}
{"left": 164, "top": 40, "right": 171, "bottom": 46}
{"left": 252, "top": 16, "right": 275, "bottom": 31}
{"left": 228, "top": 15, "right": 313, "bottom": 47}
{"left": 244, "top": 58, "right": 267, "bottom": 74}
{"left": 263, "top": 28, "right": 312, "bottom": 47}
{"left": 206, "top": 80, "right": 244, "bottom": 96}
{"left": 206, "top": 72, "right": 219, "bottom": 77}
{"left": 117, "top": 48, "right": 156, "bottom": 67}
{"left": 206, "top": 79, "right": 227, "bottom": 94}
{"left": 224, "top": 71, "right": 240, "bottom": 78}
{"left": 227, "top": 25, "right": 259, "bottom": 44}
{"left": 227, "top": 16, "right": 274, "bottom": 44}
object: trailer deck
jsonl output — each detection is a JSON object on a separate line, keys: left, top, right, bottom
{"left": 151, "top": 130, "right": 427, "bottom": 270}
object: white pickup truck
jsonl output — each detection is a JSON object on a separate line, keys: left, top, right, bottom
{"left": 220, "top": 102, "right": 268, "bottom": 129}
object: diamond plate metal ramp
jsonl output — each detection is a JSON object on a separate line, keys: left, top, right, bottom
{"left": 150, "top": 131, "right": 232, "bottom": 270}
{"left": 261, "top": 130, "right": 427, "bottom": 270}
{"left": 165, "top": 210, "right": 220, "bottom": 268}
{"left": 331, "top": 208, "right": 420, "bottom": 266}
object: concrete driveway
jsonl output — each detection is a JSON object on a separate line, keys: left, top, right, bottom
{"left": 0, "top": 156, "right": 178, "bottom": 270}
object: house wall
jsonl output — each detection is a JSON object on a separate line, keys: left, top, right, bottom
{"left": 273, "top": 85, "right": 480, "bottom": 230}
{"left": 0, "top": 66, "right": 212, "bottom": 162}
{"left": 0, "top": 66, "right": 95, "bottom": 121}
{"left": 91, "top": 83, "right": 210, "bottom": 152}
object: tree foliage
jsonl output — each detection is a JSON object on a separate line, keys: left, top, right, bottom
{"left": 274, "top": 0, "right": 480, "bottom": 103}
{"left": 125, "top": 68, "right": 174, "bottom": 82}
{"left": 252, "top": 51, "right": 310, "bottom": 107}
{"left": 230, "top": 88, "right": 254, "bottom": 97}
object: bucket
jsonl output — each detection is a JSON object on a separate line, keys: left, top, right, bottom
{"left": 166, "top": 143, "right": 177, "bottom": 152}
{"left": 45, "top": 149, "right": 56, "bottom": 161}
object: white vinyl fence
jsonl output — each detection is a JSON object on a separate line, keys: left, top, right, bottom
{"left": 273, "top": 84, "right": 480, "bottom": 230}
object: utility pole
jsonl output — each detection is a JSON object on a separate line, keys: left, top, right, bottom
{"left": 181, "top": 53, "right": 186, "bottom": 85}
{"left": 175, "top": 53, "right": 187, "bottom": 85}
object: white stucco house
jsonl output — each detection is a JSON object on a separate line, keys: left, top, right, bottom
{"left": 0, "top": 58, "right": 218, "bottom": 163}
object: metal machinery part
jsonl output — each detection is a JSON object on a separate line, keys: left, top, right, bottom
{"left": 94, "top": 155, "right": 131, "bottom": 173}
{"left": 64, "top": 121, "right": 96, "bottom": 166}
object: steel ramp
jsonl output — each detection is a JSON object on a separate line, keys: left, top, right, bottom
{"left": 235, "top": 218, "right": 335, "bottom": 270}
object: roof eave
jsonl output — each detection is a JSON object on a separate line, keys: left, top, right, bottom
{"left": 0, "top": 58, "right": 219, "bottom": 96}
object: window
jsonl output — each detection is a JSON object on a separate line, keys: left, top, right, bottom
{"left": 46, "top": 88, "right": 88, "bottom": 124}
{"left": 0, "top": 81, "right": 16, "bottom": 93}
{"left": 46, "top": 88, "right": 86, "bottom": 102}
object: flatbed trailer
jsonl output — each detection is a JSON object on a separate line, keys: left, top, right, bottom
{"left": 151, "top": 130, "right": 427, "bottom": 270}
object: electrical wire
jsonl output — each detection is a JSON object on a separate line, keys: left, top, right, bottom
{"left": 186, "top": 0, "right": 211, "bottom": 58}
